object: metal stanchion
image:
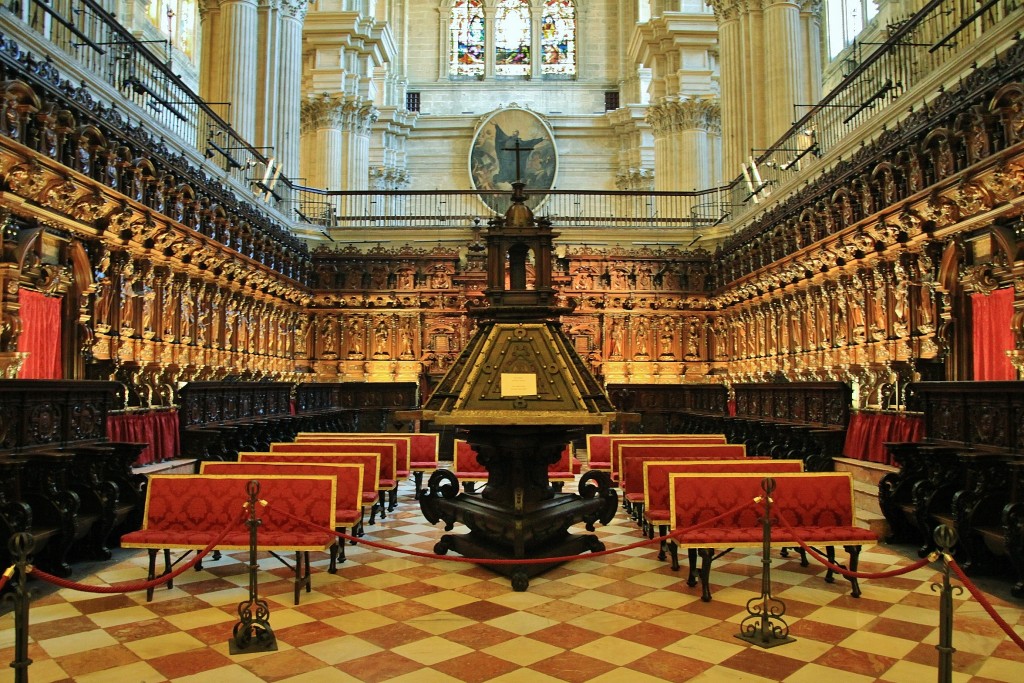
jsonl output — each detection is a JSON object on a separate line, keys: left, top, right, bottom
{"left": 737, "top": 477, "right": 795, "bottom": 649}
{"left": 3, "top": 532, "right": 36, "bottom": 683}
{"left": 932, "top": 525, "right": 960, "bottom": 683}
{"left": 229, "top": 480, "right": 277, "bottom": 654}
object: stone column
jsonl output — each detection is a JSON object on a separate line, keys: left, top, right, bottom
{"left": 800, "top": 0, "right": 823, "bottom": 109}
{"left": 217, "top": 0, "right": 259, "bottom": 140}
{"left": 706, "top": 103, "right": 722, "bottom": 185}
{"left": 710, "top": 0, "right": 745, "bottom": 180}
{"left": 483, "top": 4, "right": 496, "bottom": 79}
{"left": 301, "top": 95, "right": 377, "bottom": 200}
{"left": 741, "top": 2, "right": 766, "bottom": 155}
{"left": 646, "top": 97, "right": 717, "bottom": 192}
{"left": 276, "top": 0, "right": 307, "bottom": 179}
{"left": 764, "top": 0, "right": 804, "bottom": 141}
{"left": 198, "top": 0, "right": 222, "bottom": 106}
{"left": 301, "top": 96, "right": 345, "bottom": 219}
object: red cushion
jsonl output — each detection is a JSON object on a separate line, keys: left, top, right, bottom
{"left": 644, "top": 508, "right": 669, "bottom": 525}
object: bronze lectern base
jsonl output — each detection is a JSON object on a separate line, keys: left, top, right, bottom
{"left": 423, "top": 480, "right": 615, "bottom": 591}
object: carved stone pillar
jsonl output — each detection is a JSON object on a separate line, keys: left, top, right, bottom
{"left": 211, "top": 0, "right": 260, "bottom": 140}
{"left": 709, "top": 1, "right": 745, "bottom": 179}
{"left": 276, "top": 0, "right": 307, "bottom": 180}
{"left": 301, "top": 95, "right": 377, "bottom": 198}
{"left": 711, "top": 0, "right": 821, "bottom": 177}
{"left": 764, "top": 0, "right": 804, "bottom": 141}
{"left": 646, "top": 97, "right": 718, "bottom": 192}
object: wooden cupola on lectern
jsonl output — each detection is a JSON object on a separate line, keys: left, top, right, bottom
{"left": 483, "top": 181, "right": 558, "bottom": 309}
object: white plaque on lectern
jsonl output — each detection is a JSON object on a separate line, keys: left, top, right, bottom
{"left": 500, "top": 373, "right": 537, "bottom": 397}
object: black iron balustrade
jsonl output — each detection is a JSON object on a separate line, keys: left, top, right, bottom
{"left": 291, "top": 186, "right": 728, "bottom": 231}
{"left": 724, "top": 0, "right": 1024, "bottom": 216}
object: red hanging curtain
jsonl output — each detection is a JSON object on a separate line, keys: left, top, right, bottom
{"left": 971, "top": 288, "right": 1016, "bottom": 381}
{"left": 17, "top": 289, "right": 63, "bottom": 379}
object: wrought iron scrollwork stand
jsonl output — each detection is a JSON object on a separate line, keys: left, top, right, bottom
{"left": 3, "top": 532, "right": 36, "bottom": 683}
{"left": 229, "top": 480, "right": 277, "bottom": 653}
{"left": 737, "top": 477, "right": 796, "bottom": 649}
{"left": 931, "top": 524, "right": 961, "bottom": 683}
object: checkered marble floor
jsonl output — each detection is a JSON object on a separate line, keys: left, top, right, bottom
{"left": 2, "top": 476, "right": 1023, "bottom": 683}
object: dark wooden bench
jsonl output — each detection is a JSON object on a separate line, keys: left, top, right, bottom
{"left": 178, "top": 382, "right": 298, "bottom": 461}
{"left": 0, "top": 380, "right": 145, "bottom": 577}
{"left": 728, "top": 382, "right": 851, "bottom": 471}
{"left": 879, "top": 381, "right": 1024, "bottom": 595}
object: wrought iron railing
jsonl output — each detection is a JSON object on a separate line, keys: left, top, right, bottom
{"left": 726, "top": 0, "right": 1024, "bottom": 216}
{"left": 4, "top": 0, "right": 276, "bottom": 197}
{"left": 5, "top": 0, "right": 1021, "bottom": 236}
{"left": 289, "top": 186, "right": 729, "bottom": 231}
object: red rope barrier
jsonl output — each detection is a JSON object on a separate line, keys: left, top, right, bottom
{"left": 263, "top": 496, "right": 760, "bottom": 565}
{"left": 949, "top": 557, "right": 1024, "bottom": 652}
{"left": 30, "top": 508, "right": 247, "bottom": 594}
{"left": 0, "top": 565, "right": 14, "bottom": 592}
{"left": 774, "top": 511, "right": 934, "bottom": 579}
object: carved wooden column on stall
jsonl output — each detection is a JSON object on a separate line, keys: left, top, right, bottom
{"left": 0, "top": 210, "right": 27, "bottom": 377}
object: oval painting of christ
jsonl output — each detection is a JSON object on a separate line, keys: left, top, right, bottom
{"left": 469, "top": 107, "right": 557, "bottom": 213}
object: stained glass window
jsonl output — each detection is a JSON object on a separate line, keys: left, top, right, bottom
{"left": 495, "top": 0, "right": 531, "bottom": 76}
{"left": 541, "top": 0, "right": 576, "bottom": 76}
{"left": 450, "top": 0, "right": 486, "bottom": 77}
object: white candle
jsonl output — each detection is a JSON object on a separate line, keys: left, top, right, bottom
{"left": 260, "top": 157, "right": 275, "bottom": 186}
{"left": 748, "top": 156, "right": 764, "bottom": 186}
{"left": 267, "top": 163, "right": 283, "bottom": 193}
{"left": 741, "top": 164, "right": 755, "bottom": 194}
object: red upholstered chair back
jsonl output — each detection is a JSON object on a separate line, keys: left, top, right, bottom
{"left": 409, "top": 434, "right": 439, "bottom": 466}
{"left": 200, "top": 461, "right": 363, "bottom": 522}
{"left": 294, "top": 434, "right": 411, "bottom": 474}
{"left": 137, "top": 474, "right": 335, "bottom": 546}
{"left": 643, "top": 459, "right": 801, "bottom": 524}
{"left": 453, "top": 439, "right": 489, "bottom": 481}
{"left": 615, "top": 442, "right": 746, "bottom": 484}
{"left": 548, "top": 444, "right": 575, "bottom": 479}
{"left": 271, "top": 442, "right": 397, "bottom": 482}
{"left": 669, "top": 472, "right": 857, "bottom": 532}
{"left": 240, "top": 451, "right": 381, "bottom": 495}
{"left": 586, "top": 434, "right": 727, "bottom": 470}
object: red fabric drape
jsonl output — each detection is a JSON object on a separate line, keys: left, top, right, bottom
{"left": 843, "top": 411, "right": 924, "bottom": 465}
{"left": 106, "top": 409, "right": 181, "bottom": 466}
{"left": 972, "top": 288, "right": 1016, "bottom": 381}
{"left": 16, "top": 289, "right": 62, "bottom": 379}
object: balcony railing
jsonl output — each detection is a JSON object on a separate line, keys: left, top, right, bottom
{"left": 5, "top": 0, "right": 1021, "bottom": 239}
{"left": 4, "top": 0, "right": 274, "bottom": 197}
{"left": 289, "top": 186, "right": 729, "bottom": 231}
{"left": 726, "top": 0, "right": 1024, "bottom": 217}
